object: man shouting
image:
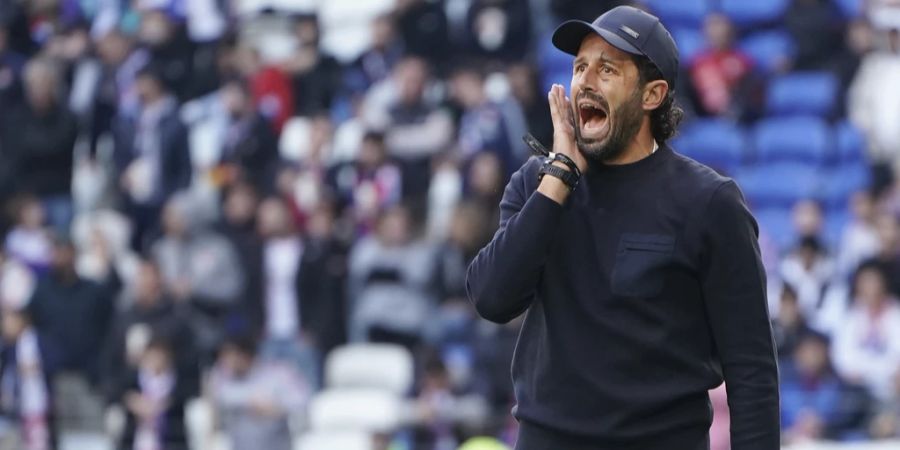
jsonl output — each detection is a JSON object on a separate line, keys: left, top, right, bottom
{"left": 466, "top": 6, "right": 779, "bottom": 450}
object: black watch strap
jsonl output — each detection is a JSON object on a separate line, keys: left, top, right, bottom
{"left": 538, "top": 160, "right": 579, "bottom": 190}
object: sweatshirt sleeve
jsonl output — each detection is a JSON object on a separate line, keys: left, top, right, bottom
{"left": 700, "top": 181, "right": 780, "bottom": 449}
{"left": 466, "top": 159, "right": 565, "bottom": 323}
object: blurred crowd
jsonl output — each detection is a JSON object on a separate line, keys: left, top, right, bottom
{"left": 0, "top": 0, "right": 899, "bottom": 449}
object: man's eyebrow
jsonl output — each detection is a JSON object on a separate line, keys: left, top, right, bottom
{"left": 599, "top": 51, "right": 624, "bottom": 66}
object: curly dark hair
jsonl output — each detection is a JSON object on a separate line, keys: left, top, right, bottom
{"left": 631, "top": 55, "right": 684, "bottom": 143}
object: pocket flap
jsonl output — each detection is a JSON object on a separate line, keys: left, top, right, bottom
{"left": 620, "top": 233, "right": 676, "bottom": 253}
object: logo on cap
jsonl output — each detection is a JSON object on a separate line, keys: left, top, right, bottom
{"left": 620, "top": 25, "right": 639, "bottom": 39}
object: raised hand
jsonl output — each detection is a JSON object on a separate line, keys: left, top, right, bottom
{"left": 547, "top": 84, "right": 588, "bottom": 173}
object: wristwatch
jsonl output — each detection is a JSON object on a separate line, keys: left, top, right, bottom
{"left": 538, "top": 158, "right": 579, "bottom": 190}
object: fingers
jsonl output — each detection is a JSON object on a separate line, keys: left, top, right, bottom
{"left": 548, "top": 84, "right": 573, "bottom": 134}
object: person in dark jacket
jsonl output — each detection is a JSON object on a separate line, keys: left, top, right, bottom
{"left": 466, "top": 7, "right": 779, "bottom": 450}
{"left": 112, "top": 65, "right": 192, "bottom": 251}
{"left": 216, "top": 78, "right": 279, "bottom": 193}
{"left": 1, "top": 57, "right": 78, "bottom": 232}
{"left": 102, "top": 259, "right": 198, "bottom": 405}
{"left": 28, "top": 238, "right": 114, "bottom": 384}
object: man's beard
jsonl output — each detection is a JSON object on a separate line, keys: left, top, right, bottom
{"left": 573, "top": 88, "right": 644, "bottom": 163}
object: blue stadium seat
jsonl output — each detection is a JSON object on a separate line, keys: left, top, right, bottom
{"left": 766, "top": 72, "right": 839, "bottom": 117}
{"left": 671, "top": 26, "right": 707, "bottom": 66}
{"left": 753, "top": 116, "right": 831, "bottom": 164}
{"left": 673, "top": 119, "right": 746, "bottom": 172}
{"left": 752, "top": 207, "right": 795, "bottom": 251}
{"left": 734, "top": 163, "right": 821, "bottom": 208}
{"left": 835, "top": 120, "right": 867, "bottom": 162}
{"left": 821, "top": 163, "right": 871, "bottom": 209}
{"left": 642, "top": 0, "right": 711, "bottom": 28}
{"left": 538, "top": 32, "right": 573, "bottom": 93}
{"left": 721, "top": 0, "right": 789, "bottom": 27}
{"left": 833, "top": 0, "right": 863, "bottom": 18}
{"left": 738, "top": 30, "right": 796, "bottom": 74}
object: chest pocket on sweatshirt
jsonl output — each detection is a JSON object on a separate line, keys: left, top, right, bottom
{"left": 611, "top": 233, "right": 676, "bottom": 298}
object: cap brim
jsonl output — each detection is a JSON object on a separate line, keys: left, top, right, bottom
{"left": 551, "top": 20, "right": 643, "bottom": 57}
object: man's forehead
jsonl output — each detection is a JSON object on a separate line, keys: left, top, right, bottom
{"left": 575, "top": 34, "right": 630, "bottom": 62}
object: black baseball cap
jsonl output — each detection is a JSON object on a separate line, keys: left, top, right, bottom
{"left": 552, "top": 5, "right": 679, "bottom": 88}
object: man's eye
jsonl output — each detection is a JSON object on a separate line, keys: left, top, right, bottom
{"left": 601, "top": 66, "right": 614, "bottom": 74}
{"left": 575, "top": 65, "right": 585, "bottom": 73}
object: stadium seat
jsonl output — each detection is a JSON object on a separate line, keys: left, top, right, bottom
{"left": 738, "top": 30, "right": 796, "bottom": 74}
{"left": 296, "top": 430, "right": 374, "bottom": 450}
{"left": 734, "top": 163, "right": 821, "bottom": 208}
{"left": 824, "top": 210, "right": 851, "bottom": 251}
{"left": 835, "top": 120, "right": 867, "bottom": 162}
{"left": 766, "top": 71, "right": 839, "bottom": 117}
{"left": 538, "top": 33, "right": 573, "bottom": 93}
{"left": 752, "top": 207, "right": 795, "bottom": 252}
{"left": 672, "top": 119, "right": 746, "bottom": 172}
{"left": 721, "top": 0, "right": 789, "bottom": 27}
{"left": 308, "top": 388, "right": 405, "bottom": 432}
{"left": 833, "top": 0, "right": 863, "bottom": 18}
{"left": 642, "top": 0, "right": 711, "bottom": 28}
{"left": 325, "top": 343, "right": 414, "bottom": 395}
{"left": 752, "top": 116, "right": 831, "bottom": 164}
{"left": 821, "top": 163, "right": 871, "bottom": 209}
{"left": 671, "top": 26, "right": 706, "bottom": 66}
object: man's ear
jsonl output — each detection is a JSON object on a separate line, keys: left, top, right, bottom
{"left": 642, "top": 80, "right": 669, "bottom": 111}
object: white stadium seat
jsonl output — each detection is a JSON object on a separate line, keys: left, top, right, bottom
{"left": 324, "top": 343, "right": 414, "bottom": 395}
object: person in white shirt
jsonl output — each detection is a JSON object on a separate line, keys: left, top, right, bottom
{"left": 831, "top": 261, "right": 900, "bottom": 402}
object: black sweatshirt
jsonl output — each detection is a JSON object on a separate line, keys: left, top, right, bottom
{"left": 466, "top": 144, "right": 780, "bottom": 449}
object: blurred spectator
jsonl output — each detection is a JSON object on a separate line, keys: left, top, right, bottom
{"left": 365, "top": 57, "right": 454, "bottom": 197}
{"left": 0, "top": 23, "right": 25, "bottom": 111}
{"left": 0, "top": 57, "right": 77, "bottom": 232}
{"left": 118, "top": 338, "right": 189, "bottom": 450}
{"left": 297, "top": 203, "right": 349, "bottom": 356}
{"left": 688, "top": 13, "right": 755, "bottom": 118}
{"left": 284, "top": 14, "right": 341, "bottom": 117}
{"left": 3, "top": 196, "right": 53, "bottom": 274}
{"left": 112, "top": 65, "right": 191, "bottom": 251}
{"left": 0, "top": 307, "right": 54, "bottom": 450}
{"left": 464, "top": 0, "right": 532, "bottom": 63}
{"left": 27, "top": 237, "right": 114, "bottom": 376}
{"left": 215, "top": 77, "right": 280, "bottom": 192}
{"left": 505, "top": 63, "right": 552, "bottom": 148}
{"left": 330, "top": 131, "right": 403, "bottom": 234}
{"left": 449, "top": 65, "right": 519, "bottom": 176}
{"left": 395, "top": 0, "right": 450, "bottom": 70}
{"left": 838, "top": 191, "right": 882, "bottom": 278}
{"left": 101, "top": 259, "right": 197, "bottom": 403}
{"left": 780, "top": 236, "right": 838, "bottom": 333}
{"left": 831, "top": 261, "right": 900, "bottom": 402}
{"left": 348, "top": 204, "right": 436, "bottom": 348}
{"left": 772, "top": 283, "right": 813, "bottom": 358}
{"left": 345, "top": 13, "right": 403, "bottom": 94}
{"left": 253, "top": 197, "right": 319, "bottom": 387}
{"left": 220, "top": 41, "right": 294, "bottom": 133}
{"left": 216, "top": 182, "right": 263, "bottom": 332}
{"left": 831, "top": 19, "right": 875, "bottom": 97}
{"left": 0, "top": 248, "right": 36, "bottom": 311}
{"left": 550, "top": 0, "right": 620, "bottom": 22}
{"left": 872, "top": 212, "right": 900, "bottom": 297}
{"left": 785, "top": 0, "right": 844, "bottom": 71}
{"left": 137, "top": 9, "right": 195, "bottom": 101}
{"left": 781, "top": 332, "right": 847, "bottom": 443}
{"left": 150, "top": 193, "right": 244, "bottom": 356}
{"left": 208, "top": 335, "right": 308, "bottom": 450}
{"left": 465, "top": 152, "right": 505, "bottom": 224}
{"left": 848, "top": 27, "right": 900, "bottom": 165}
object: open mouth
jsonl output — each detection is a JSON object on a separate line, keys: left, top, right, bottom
{"left": 578, "top": 102, "right": 609, "bottom": 137}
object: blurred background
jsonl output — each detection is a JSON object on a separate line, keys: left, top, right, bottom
{"left": 0, "top": 0, "right": 898, "bottom": 449}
